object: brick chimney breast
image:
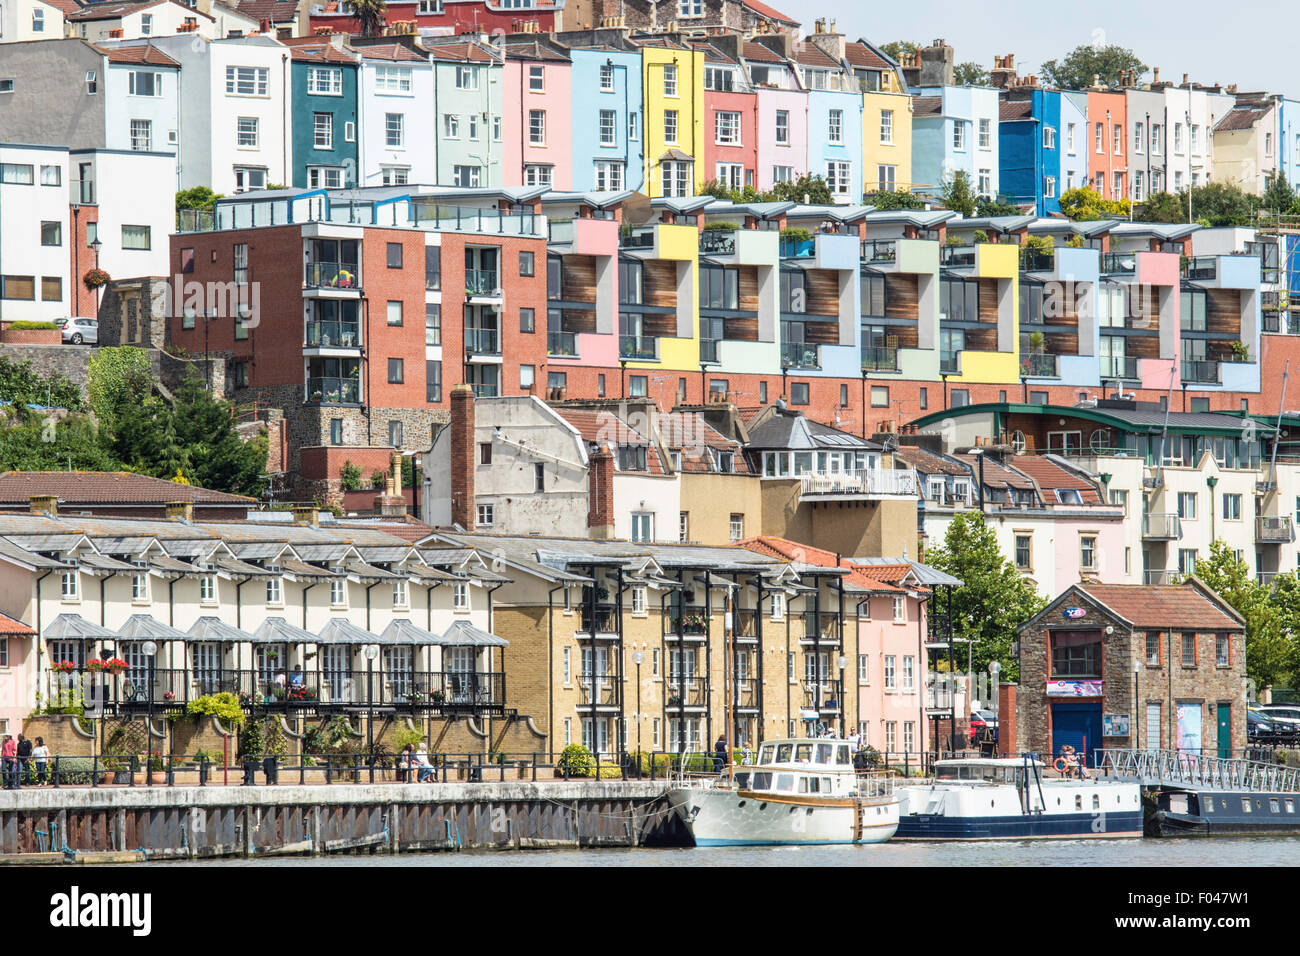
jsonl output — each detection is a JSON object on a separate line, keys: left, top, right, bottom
{"left": 450, "top": 384, "right": 476, "bottom": 531}
{"left": 587, "top": 442, "right": 615, "bottom": 539}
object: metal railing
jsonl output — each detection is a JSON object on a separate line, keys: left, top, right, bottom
{"left": 306, "top": 377, "right": 360, "bottom": 404}
{"left": 664, "top": 607, "right": 709, "bottom": 637}
{"left": 699, "top": 338, "right": 719, "bottom": 364}
{"left": 464, "top": 269, "right": 499, "bottom": 295}
{"left": 1181, "top": 360, "right": 1221, "bottom": 384}
{"left": 779, "top": 238, "right": 815, "bottom": 258}
{"left": 780, "top": 342, "right": 820, "bottom": 368}
{"left": 699, "top": 230, "right": 736, "bottom": 255}
{"left": 732, "top": 608, "right": 759, "bottom": 640}
{"left": 305, "top": 321, "right": 360, "bottom": 349}
{"left": 798, "top": 469, "right": 918, "bottom": 497}
{"left": 799, "top": 612, "right": 842, "bottom": 644}
{"left": 1098, "top": 748, "right": 1300, "bottom": 793}
{"left": 860, "top": 346, "right": 898, "bottom": 371}
{"left": 1099, "top": 355, "right": 1139, "bottom": 380}
{"left": 801, "top": 679, "right": 845, "bottom": 712}
{"left": 1182, "top": 256, "right": 1217, "bottom": 280}
{"left": 547, "top": 330, "right": 577, "bottom": 356}
{"left": 1258, "top": 571, "right": 1280, "bottom": 586}
{"left": 861, "top": 239, "right": 896, "bottom": 263}
{"left": 1020, "top": 353, "right": 1058, "bottom": 377}
{"left": 576, "top": 678, "right": 619, "bottom": 707}
{"left": 463, "top": 327, "right": 500, "bottom": 354}
{"left": 665, "top": 676, "right": 709, "bottom": 708}
{"left": 730, "top": 677, "right": 759, "bottom": 708}
{"left": 1141, "top": 513, "right": 1182, "bottom": 540}
{"left": 577, "top": 604, "right": 618, "bottom": 634}
{"left": 618, "top": 335, "right": 658, "bottom": 360}
{"left": 620, "top": 228, "right": 654, "bottom": 249}
{"left": 1257, "top": 515, "right": 1296, "bottom": 543}
{"left": 304, "top": 261, "right": 359, "bottom": 289}
{"left": 1020, "top": 247, "right": 1054, "bottom": 272}
{"left": 940, "top": 246, "right": 975, "bottom": 267}
{"left": 1143, "top": 569, "right": 1180, "bottom": 585}
{"left": 1101, "top": 252, "right": 1137, "bottom": 274}
{"left": 939, "top": 352, "right": 961, "bottom": 374}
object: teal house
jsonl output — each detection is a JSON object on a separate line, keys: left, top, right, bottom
{"left": 291, "top": 44, "right": 360, "bottom": 189}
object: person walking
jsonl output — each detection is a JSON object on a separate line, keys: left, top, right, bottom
{"left": 1, "top": 735, "right": 16, "bottom": 790}
{"left": 15, "top": 735, "right": 31, "bottom": 786}
{"left": 32, "top": 738, "right": 49, "bottom": 786}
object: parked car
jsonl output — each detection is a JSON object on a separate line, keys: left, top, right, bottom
{"left": 1255, "top": 706, "right": 1300, "bottom": 739}
{"left": 61, "top": 317, "right": 97, "bottom": 344}
{"left": 969, "top": 709, "right": 998, "bottom": 743}
{"left": 1248, "top": 708, "right": 1277, "bottom": 743}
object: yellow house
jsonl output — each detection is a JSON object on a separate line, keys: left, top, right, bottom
{"left": 846, "top": 40, "right": 914, "bottom": 195}
{"left": 947, "top": 242, "right": 1021, "bottom": 384}
{"left": 616, "top": 217, "right": 701, "bottom": 372}
{"left": 635, "top": 41, "right": 706, "bottom": 199}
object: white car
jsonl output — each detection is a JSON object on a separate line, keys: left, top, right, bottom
{"left": 61, "top": 317, "right": 98, "bottom": 345}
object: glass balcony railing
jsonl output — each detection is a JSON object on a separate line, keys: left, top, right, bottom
{"left": 699, "top": 338, "right": 719, "bottom": 364}
{"left": 940, "top": 245, "right": 976, "bottom": 267}
{"left": 464, "top": 270, "right": 499, "bottom": 295}
{"left": 939, "top": 352, "right": 961, "bottom": 374}
{"left": 470, "top": 383, "right": 499, "bottom": 398}
{"left": 1141, "top": 513, "right": 1182, "bottom": 540}
{"left": 1020, "top": 248, "right": 1054, "bottom": 272}
{"left": 1020, "top": 353, "right": 1058, "bottom": 377}
{"left": 779, "top": 238, "right": 815, "bottom": 259}
{"left": 1144, "top": 569, "right": 1180, "bottom": 585}
{"left": 1099, "top": 355, "right": 1139, "bottom": 380}
{"left": 463, "top": 327, "right": 500, "bottom": 355}
{"left": 780, "top": 343, "right": 820, "bottom": 369}
{"left": 305, "top": 321, "right": 360, "bottom": 349}
{"left": 1181, "top": 360, "right": 1220, "bottom": 384}
{"left": 619, "top": 335, "right": 658, "bottom": 360}
{"left": 861, "top": 239, "right": 896, "bottom": 263}
{"left": 1182, "top": 256, "right": 1217, "bottom": 280}
{"left": 305, "top": 262, "right": 360, "bottom": 289}
{"left": 547, "top": 330, "right": 577, "bottom": 356}
{"left": 699, "top": 230, "right": 737, "bottom": 255}
{"left": 620, "top": 228, "right": 654, "bottom": 249}
{"left": 1257, "top": 516, "right": 1296, "bottom": 543}
{"left": 306, "top": 377, "right": 360, "bottom": 404}
{"left": 1101, "top": 252, "right": 1137, "bottom": 275}
{"left": 860, "top": 346, "right": 898, "bottom": 371}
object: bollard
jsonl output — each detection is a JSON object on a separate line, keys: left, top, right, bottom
{"left": 242, "top": 756, "right": 256, "bottom": 786}
{"left": 263, "top": 756, "right": 278, "bottom": 786}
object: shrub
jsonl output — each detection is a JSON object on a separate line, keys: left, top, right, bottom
{"left": 4, "top": 321, "right": 59, "bottom": 331}
{"left": 702, "top": 220, "right": 739, "bottom": 232}
{"left": 391, "top": 726, "right": 425, "bottom": 752}
{"left": 185, "top": 692, "right": 245, "bottom": 726}
{"left": 339, "top": 460, "right": 362, "bottom": 492}
{"left": 778, "top": 227, "right": 812, "bottom": 243}
{"left": 369, "top": 469, "right": 386, "bottom": 490}
{"left": 557, "top": 743, "right": 595, "bottom": 777}
{"left": 52, "top": 756, "right": 105, "bottom": 785}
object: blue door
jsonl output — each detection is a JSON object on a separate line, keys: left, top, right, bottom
{"left": 1051, "top": 703, "right": 1103, "bottom": 767}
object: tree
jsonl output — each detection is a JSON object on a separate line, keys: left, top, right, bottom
{"left": 953, "top": 62, "right": 989, "bottom": 86}
{"left": 767, "top": 173, "right": 835, "bottom": 205}
{"left": 1059, "top": 186, "right": 1131, "bottom": 221}
{"left": 976, "top": 195, "right": 1025, "bottom": 217}
{"left": 1039, "top": 44, "right": 1147, "bottom": 90}
{"left": 1194, "top": 540, "right": 1297, "bottom": 691}
{"left": 925, "top": 512, "right": 1048, "bottom": 682}
{"left": 0, "top": 413, "right": 119, "bottom": 472}
{"left": 938, "top": 169, "right": 977, "bottom": 218}
{"left": 1188, "top": 181, "right": 1259, "bottom": 227}
{"left": 880, "top": 41, "right": 918, "bottom": 63}
{"left": 1261, "top": 172, "right": 1297, "bottom": 216}
{"left": 0, "top": 356, "right": 83, "bottom": 412}
{"left": 1136, "top": 191, "right": 1186, "bottom": 223}
{"left": 175, "top": 187, "right": 222, "bottom": 211}
{"left": 88, "top": 346, "right": 153, "bottom": 433}
{"left": 866, "top": 189, "right": 926, "bottom": 211}
{"left": 347, "top": 0, "right": 387, "bottom": 37}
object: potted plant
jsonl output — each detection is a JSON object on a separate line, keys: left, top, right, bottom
{"left": 86, "top": 658, "right": 106, "bottom": 673}
{"left": 1229, "top": 341, "right": 1250, "bottom": 362}
{"left": 431, "top": 690, "right": 446, "bottom": 705}
{"left": 83, "top": 267, "right": 110, "bottom": 291}
{"left": 52, "top": 660, "right": 78, "bottom": 674}
{"left": 163, "top": 690, "right": 176, "bottom": 703}
{"left": 103, "top": 657, "right": 128, "bottom": 675}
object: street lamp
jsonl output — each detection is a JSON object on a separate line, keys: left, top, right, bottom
{"left": 1133, "top": 658, "right": 1142, "bottom": 750}
{"left": 89, "top": 236, "right": 103, "bottom": 316}
{"left": 836, "top": 654, "right": 848, "bottom": 737}
{"left": 142, "top": 640, "right": 157, "bottom": 786}
{"left": 989, "top": 660, "right": 1001, "bottom": 753}
{"left": 632, "top": 651, "right": 645, "bottom": 753}
{"left": 364, "top": 644, "right": 379, "bottom": 783}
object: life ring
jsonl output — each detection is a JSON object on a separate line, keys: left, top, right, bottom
{"left": 1053, "top": 757, "right": 1069, "bottom": 774}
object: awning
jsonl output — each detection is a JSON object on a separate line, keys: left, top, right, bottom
{"left": 189, "top": 616, "right": 254, "bottom": 644}
{"left": 43, "top": 613, "right": 115, "bottom": 641}
{"left": 251, "top": 616, "right": 317, "bottom": 645}
{"left": 379, "top": 619, "right": 443, "bottom": 645}
{"left": 316, "top": 618, "right": 377, "bottom": 645}
{"left": 441, "top": 621, "right": 508, "bottom": 647}
{"left": 117, "top": 614, "right": 189, "bottom": 643}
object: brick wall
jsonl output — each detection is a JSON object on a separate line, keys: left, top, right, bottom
{"left": 449, "top": 385, "right": 475, "bottom": 530}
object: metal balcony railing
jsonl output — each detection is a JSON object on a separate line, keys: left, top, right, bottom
{"left": 780, "top": 342, "right": 820, "bottom": 368}
{"left": 305, "top": 321, "right": 360, "bottom": 349}
{"left": 699, "top": 338, "right": 719, "bottom": 364}
{"left": 1258, "top": 571, "right": 1280, "bottom": 587}
{"left": 798, "top": 469, "right": 918, "bottom": 497}
{"left": 463, "top": 327, "right": 500, "bottom": 354}
{"left": 731, "top": 677, "right": 759, "bottom": 709}
{"left": 801, "top": 679, "right": 844, "bottom": 712}
{"left": 664, "top": 607, "right": 709, "bottom": 638}
{"left": 1141, "top": 513, "right": 1182, "bottom": 540}
{"left": 800, "top": 612, "right": 842, "bottom": 644}
{"left": 619, "top": 335, "right": 658, "bottom": 360}
{"left": 464, "top": 269, "right": 499, "bottom": 295}
{"left": 547, "top": 330, "right": 577, "bottom": 356}
{"left": 699, "top": 230, "right": 737, "bottom": 255}
{"left": 861, "top": 239, "right": 896, "bottom": 263}
{"left": 305, "top": 261, "right": 360, "bottom": 289}
{"left": 1099, "top": 355, "right": 1139, "bottom": 380}
{"left": 1181, "top": 360, "right": 1220, "bottom": 384}
{"left": 1182, "top": 256, "right": 1217, "bottom": 280}
{"left": 666, "top": 677, "right": 709, "bottom": 708}
{"left": 1020, "top": 353, "right": 1058, "bottom": 377}
{"left": 1144, "top": 569, "right": 1181, "bottom": 585}
{"left": 939, "top": 352, "right": 961, "bottom": 374}
{"left": 576, "top": 678, "right": 619, "bottom": 707}
{"left": 577, "top": 604, "right": 618, "bottom": 635}
{"left": 732, "top": 608, "right": 759, "bottom": 640}
{"left": 861, "top": 346, "right": 898, "bottom": 371}
{"left": 306, "top": 377, "right": 360, "bottom": 404}
{"left": 1257, "top": 516, "right": 1296, "bottom": 543}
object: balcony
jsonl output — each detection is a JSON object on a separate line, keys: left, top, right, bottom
{"left": 547, "top": 330, "right": 577, "bottom": 357}
{"left": 1181, "top": 360, "right": 1221, "bottom": 384}
{"left": 1257, "top": 516, "right": 1296, "bottom": 543}
{"left": 1099, "top": 355, "right": 1139, "bottom": 380}
{"left": 619, "top": 335, "right": 658, "bottom": 360}
{"left": 699, "top": 338, "right": 719, "bottom": 364}
{"left": 780, "top": 342, "right": 820, "bottom": 369}
{"left": 576, "top": 679, "right": 619, "bottom": 708}
{"left": 666, "top": 676, "right": 709, "bottom": 708}
{"left": 861, "top": 346, "right": 898, "bottom": 372}
{"left": 470, "top": 383, "right": 499, "bottom": 398}
{"left": 801, "top": 679, "right": 844, "bottom": 713}
{"left": 305, "top": 320, "right": 360, "bottom": 350}
{"left": 926, "top": 674, "right": 958, "bottom": 712}
{"left": 1020, "top": 248, "right": 1055, "bottom": 272}
{"left": 664, "top": 607, "right": 709, "bottom": 638}
{"left": 1020, "top": 353, "right": 1058, "bottom": 378}
{"left": 305, "top": 261, "right": 360, "bottom": 290}
{"left": 798, "top": 469, "right": 918, "bottom": 498}
{"left": 861, "top": 239, "right": 896, "bottom": 264}
{"left": 306, "top": 377, "right": 361, "bottom": 404}
{"left": 465, "top": 270, "right": 499, "bottom": 295}
{"left": 1141, "top": 513, "right": 1182, "bottom": 540}
{"left": 699, "top": 229, "right": 737, "bottom": 255}
{"left": 1264, "top": 312, "right": 1281, "bottom": 333}
{"left": 1258, "top": 571, "right": 1280, "bottom": 587}
{"left": 1144, "top": 569, "right": 1180, "bottom": 585}
{"left": 620, "top": 228, "right": 654, "bottom": 249}
{"left": 939, "top": 352, "right": 961, "bottom": 374}
{"left": 1101, "top": 252, "right": 1137, "bottom": 275}
{"left": 1182, "top": 256, "right": 1217, "bottom": 280}
{"left": 463, "top": 327, "right": 501, "bottom": 355}
{"left": 779, "top": 238, "right": 815, "bottom": 259}
{"left": 731, "top": 677, "right": 759, "bottom": 710}
{"left": 940, "top": 245, "right": 976, "bottom": 267}
{"left": 799, "top": 612, "right": 841, "bottom": 644}
{"left": 732, "top": 608, "right": 759, "bottom": 641}
{"left": 75, "top": 180, "right": 95, "bottom": 205}
{"left": 577, "top": 604, "right": 618, "bottom": 635}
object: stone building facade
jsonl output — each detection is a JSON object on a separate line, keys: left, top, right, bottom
{"left": 1017, "top": 579, "right": 1247, "bottom": 765}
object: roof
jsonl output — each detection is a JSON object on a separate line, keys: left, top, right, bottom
{"left": 746, "top": 407, "right": 880, "bottom": 452}
{"left": 793, "top": 43, "right": 842, "bottom": 69}
{"left": 912, "top": 96, "right": 941, "bottom": 117}
{"left": 894, "top": 446, "right": 968, "bottom": 476}
{"left": 1074, "top": 582, "right": 1243, "bottom": 631}
{"left": 950, "top": 453, "right": 1035, "bottom": 492}
{"left": 234, "top": 0, "right": 299, "bottom": 22}
{"left": 1008, "top": 456, "right": 1102, "bottom": 504}
{"left": 739, "top": 0, "right": 798, "bottom": 25}
{"left": 442, "top": 620, "right": 508, "bottom": 647}
{"left": 853, "top": 556, "right": 963, "bottom": 587}
{"left": 736, "top": 536, "right": 909, "bottom": 594}
{"left": 69, "top": 0, "right": 165, "bottom": 20}
{"left": 1214, "top": 105, "right": 1271, "bottom": 133}
{"left": 552, "top": 408, "right": 665, "bottom": 475}
{"left": 503, "top": 39, "right": 569, "bottom": 63}
{"left": 659, "top": 412, "right": 750, "bottom": 475}
{"left": 288, "top": 44, "right": 357, "bottom": 65}
{"left": 999, "top": 99, "right": 1033, "bottom": 122}
{"left": 843, "top": 41, "right": 890, "bottom": 71}
{"left": 94, "top": 43, "right": 182, "bottom": 67}
{"left": 0, "top": 612, "right": 34, "bottom": 636}
{"left": 40, "top": 0, "right": 82, "bottom": 15}
{"left": 358, "top": 43, "right": 429, "bottom": 63}
{"left": 908, "top": 401, "right": 1257, "bottom": 437}
{"left": 0, "top": 472, "right": 254, "bottom": 506}
{"left": 426, "top": 42, "right": 497, "bottom": 63}
{"left": 742, "top": 41, "right": 786, "bottom": 64}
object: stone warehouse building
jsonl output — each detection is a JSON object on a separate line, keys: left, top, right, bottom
{"left": 1017, "top": 579, "right": 1246, "bottom": 766}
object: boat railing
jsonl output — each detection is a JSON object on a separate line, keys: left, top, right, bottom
{"left": 854, "top": 772, "right": 895, "bottom": 799}
{"left": 1097, "top": 748, "right": 1300, "bottom": 793}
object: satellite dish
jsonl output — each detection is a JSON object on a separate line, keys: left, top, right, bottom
{"left": 1010, "top": 430, "right": 1027, "bottom": 454}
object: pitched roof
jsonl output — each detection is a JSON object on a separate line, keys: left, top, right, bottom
{"left": 552, "top": 408, "right": 665, "bottom": 475}
{"left": 93, "top": 43, "right": 182, "bottom": 66}
{"left": 1075, "top": 582, "right": 1243, "bottom": 630}
{"left": 793, "top": 43, "right": 841, "bottom": 69}
{"left": 1008, "top": 456, "right": 1102, "bottom": 504}
{"left": 739, "top": 0, "right": 798, "bottom": 25}
{"left": 0, "top": 472, "right": 255, "bottom": 506}
{"left": 0, "top": 612, "right": 35, "bottom": 636}
{"left": 1214, "top": 105, "right": 1270, "bottom": 132}
{"left": 235, "top": 0, "right": 299, "bottom": 22}
{"left": 736, "top": 536, "right": 907, "bottom": 593}
{"left": 893, "top": 446, "right": 968, "bottom": 476}
{"left": 40, "top": 0, "right": 83, "bottom": 16}
{"left": 742, "top": 41, "right": 786, "bottom": 64}
{"left": 843, "top": 41, "right": 889, "bottom": 71}
{"left": 950, "top": 454, "right": 1035, "bottom": 491}
{"left": 289, "top": 43, "right": 357, "bottom": 64}
{"left": 69, "top": 0, "right": 164, "bottom": 20}
{"left": 1000, "top": 98, "right": 1033, "bottom": 122}
{"left": 502, "top": 39, "right": 569, "bottom": 62}
{"left": 358, "top": 42, "right": 428, "bottom": 62}
{"left": 912, "top": 95, "right": 941, "bottom": 116}
{"left": 426, "top": 41, "right": 497, "bottom": 63}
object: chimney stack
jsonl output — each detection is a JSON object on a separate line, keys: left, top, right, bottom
{"left": 1153, "top": 66, "right": 1159, "bottom": 84}
{"left": 29, "top": 495, "right": 57, "bottom": 517}
{"left": 587, "top": 443, "right": 615, "bottom": 539}
{"left": 450, "top": 384, "right": 476, "bottom": 531}
{"left": 165, "top": 500, "right": 194, "bottom": 522}
{"left": 291, "top": 505, "right": 318, "bottom": 527}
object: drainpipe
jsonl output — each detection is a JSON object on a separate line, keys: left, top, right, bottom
{"left": 547, "top": 585, "right": 560, "bottom": 761}
{"left": 35, "top": 570, "right": 53, "bottom": 710}
{"left": 302, "top": 581, "right": 318, "bottom": 630}
{"left": 365, "top": 579, "right": 380, "bottom": 631}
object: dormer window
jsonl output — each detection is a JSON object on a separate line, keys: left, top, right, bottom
{"left": 715, "top": 451, "right": 734, "bottom": 473}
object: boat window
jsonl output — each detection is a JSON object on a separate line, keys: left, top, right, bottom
{"left": 734, "top": 772, "right": 750, "bottom": 790}
{"left": 816, "top": 744, "right": 832, "bottom": 764}
{"left": 837, "top": 746, "right": 850, "bottom": 765}
{"left": 822, "top": 777, "right": 832, "bottom": 792}
{"left": 775, "top": 773, "right": 794, "bottom": 792}
{"left": 795, "top": 744, "right": 813, "bottom": 763}
{"left": 1271, "top": 798, "right": 1281, "bottom": 813}
{"left": 1241, "top": 798, "right": 1252, "bottom": 813}
{"left": 798, "top": 776, "right": 810, "bottom": 793}
{"left": 1092, "top": 794, "right": 1100, "bottom": 810}
{"left": 751, "top": 772, "right": 773, "bottom": 791}
{"left": 759, "top": 747, "right": 774, "bottom": 764}
{"left": 776, "top": 744, "right": 792, "bottom": 763}
{"left": 1075, "top": 795, "right": 1083, "bottom": 810}
{"left": 1203, "top": 798, "right": 1213, "bottom": 812}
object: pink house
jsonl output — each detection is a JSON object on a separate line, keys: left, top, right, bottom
{"left": 742, "top": 41, "right": 808, "bottom": 192}
{"left": 503, "top": 39, "right": 573, "bottom": 191}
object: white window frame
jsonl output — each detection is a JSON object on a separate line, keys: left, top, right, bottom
{"left": 978, "top": 117, "right": 990, "bottom": 148}
{"left": 880, "top": 109, "right": 893, "bottom": 144}
{"left": 715, "top": 110, "right": 741, "bottom": 146}
{"left": 308, "top": 67, "right": 343, "bottom": 96}
{"left": 225, "top": 66, "right": 269, "bottom": 97}
{"left": 827, "top": 109, "right": 843, "bottom": 144}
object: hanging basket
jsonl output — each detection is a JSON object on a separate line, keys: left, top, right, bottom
{"left": 83, "top": 268, "right": 111, "bottom": 291}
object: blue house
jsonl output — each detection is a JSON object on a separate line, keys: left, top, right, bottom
{"left": 911, "top": 85, "right": 1001, "bottom": 201}
{"left": 997, "top": 88, "right": 1061, "bottom": 216}
{"left": 564, "top": 45, "right": 644, "bottom": 193}
{"left": 290, "top": 44, "right": 359, "bottom": 190}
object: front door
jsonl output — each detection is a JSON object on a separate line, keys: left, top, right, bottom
{"left": 1145, "top": 702, "right": 1162, "bottom": 750}
{"left": 1051, "top": 702, "right": 1103, "bottom": 767}
{"left": 322, "top": 646, "right": 352, "bottom": 702}
{"left": 1217, "top": 703, "right": 1231, "bottom": 759}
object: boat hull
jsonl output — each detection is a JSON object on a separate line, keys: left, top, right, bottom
{"left": 667, "top": 787, "right": 899, "bottom": 847}
{"left": 894, "top": 810, "right": 1143, "bottom": 840}
{"left": 1153, "top": 791, "right": 1300, "bottom": 837}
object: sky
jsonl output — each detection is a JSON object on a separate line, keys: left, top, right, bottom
{"left": 787, "top": 0, "right": 1294, "bottom": 97}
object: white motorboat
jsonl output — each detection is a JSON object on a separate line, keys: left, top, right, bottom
{"left": 666, "top": 738, "right": 899, "bottom": 846}
{"left": 894, "top": 756, "right": 1143, "bottom": 839}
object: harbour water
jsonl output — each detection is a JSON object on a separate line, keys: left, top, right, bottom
{"left": 156, "top": 837, "right": 1300, "bottom": 866}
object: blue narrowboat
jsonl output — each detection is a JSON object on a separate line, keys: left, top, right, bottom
{"left": 1154, "top": 789, "right": 1300, "bottom": 836}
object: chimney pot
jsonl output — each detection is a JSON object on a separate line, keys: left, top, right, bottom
{"left": 291, "top": 505, "right": 318, "bottom": 527}
{"left": 29, "top": 494, "right": 57, "bottom": 517}
{"left": 1153, "top": 66, "right": 1159, "bottom": 83}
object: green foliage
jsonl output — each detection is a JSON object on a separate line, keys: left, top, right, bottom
{"left": 347, "top": 0, "right": 385, "bottom": 35}
{"left": 1059, "top": 186, "right": 1131, "bottom": 220}
{"left": 769, "top": 173, "right": 835, "bottom": 205}
{"left": 1039, "top": 44, "right": 1147, "bottom": 90}
{"left": 880, "top": 41, "right": 918, "bottom": 63}
{"left": 237, "top": 717, "right": 288, "bottom": 758}
{"left": 557, "top": 743, "right": 595, "bottom": 777}
{"left": 976, "top": 195, "right": 1025, "bottom": 217}
{"left": 1022, "top": 234, "right": 1053, "bottom": 255}
{"left": 185, "top": 692, "right": 246, "bottom": 726}
{"left": 973, "top": 230, "right": 989, "bottom": 244}
{"left": 925, "top": 512, "right": 1048, "bottom": 681}
{"left": 0, "top": 355, "right": 84, "bottom": 411}
{"left": 1195, "top": 542, "right": 1298, "bottom": 690}
{"left": 54, "top": 756, "right": 103, "bottom": 785}
{"left": 1261, "top": 172, "right": 1298, "bottom": 215}
{"left": 4, "top": 321, "right": 59, "bottom": 330}
{"left": 391, "top": 726, "right": 425, "bottom": 751}
{"left": 1229, "top": 341, "right": 1250, "bottom": 361}
{"left": 369, "top": 468, "right": 387, "bottom": 490}
{"left": 866, "top": 189, "right": 926, "bottom": 211}
{"left": 779, "top": 227, "right": 812, "bottom": 243}
{"left": 339, "top": 460, "right": 362, "bottom": 492}
{"left": 175, "top": 187, "right": 222, "bottom": 211}
{"left": 0, "top": 413, "right": 119, "bottom": 472}
{"left": 1136, "top": 191, "right": 1186, "bottom": 224}
{"left": 1137, "top": 183, "right": 1259, "bottom": 227}
{"left": 88, "top": 346, "right": 153, "bottom": 432}
{"left": 953, "top": 61, "right": 989, "bottom": 86}
{"left": 939, "top": 170, "right": 977, "bottom": 218}
{"left": 701, "top": 220, "right": 739, "bottom": 231}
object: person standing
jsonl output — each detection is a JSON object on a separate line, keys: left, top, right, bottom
{"left": 1, "top": 735, "right": 16, "bottom": 789}
{"left": 15, "top": 734, "right": 31, "bottom": 786}
{"left": 713, "top": 735, "right": 728, "bottom": 774}
{"left": 32, "top": 738, "right": 49, "bottom": 786}
{"left": 848, "top": 728, "right": 861, "bottom": 752}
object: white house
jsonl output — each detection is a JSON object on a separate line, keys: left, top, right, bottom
{"left": 71, "top": 148, "right": 178, "bottom": 282}
{"left": 0, "top": 142, "right": 71, "bottom": 322}
{"left": 356, "top": 43, "right": 435, "bottom": 189}
{"left": 67, "top": 0, "right": 257, "bottom": 43}
{"left": 99, "top": 42, "right": 182, "bottom": 155}
{"left": 0, "top": 0, "right": 69, "bottom": 44}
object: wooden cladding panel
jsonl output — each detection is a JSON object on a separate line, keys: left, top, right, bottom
{"left": 561, "top": 255, "right": 597, "bottom": 303}
{"left": 563, "top": 308, "right": 597, "bottom": 335}
{"left": 803, "top": 319, "right": 841, "bottom": 345}
{"left": 965, "top": 327, "right": 998, "bottom": 352}
{"left": 977, "top": 278, "right": 1001, "bottom": 324}
{"left": 804, "top": 269, "right": 841, "bottom": 316}
{"left": 723, "top": 316, "right": 759, "bottom": 341}
{"left": 642, "top": 260, "right": 679, "bottom": 308}
{"left": 1206, "top": 289, "right": 1243, "bottom": 336}
{"left": 883, "top": 273, "right": 919, "bottom": 320}
{"left": 642, "top": 313, "right": 678, "bottom": 337}
{"left": 1043, "top": 328, "right": 1079, "bottom": 353}
{"left": 738, "top": 266, "right": 760, "bottom": 313}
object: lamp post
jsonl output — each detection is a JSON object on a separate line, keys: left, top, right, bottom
{"left": 364, "top": 644, "right": 379, "bottom": 783}
{"left": 632, "top": 650, "right": 644, "bottom": 753}
{"left": 836, "top": 654, "right": 847, "bottom": 737}
{"left": 89, "top": 236, "right": 103, "bottom": 316}
{"left": 142, "top": 640, "right": 157, "bottom": 786}
{"left": 1133, "top": 657, "right": 1142, "bottom": 751}
{"left": 989, "top": 660, "right": 1001, "bottom": 753}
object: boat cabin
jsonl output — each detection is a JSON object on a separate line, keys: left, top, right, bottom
{"left": 755, "top": 739, "right": 854, "bottom": 770}
{"left": 934, "top": 758, "right": 1044, "bottom": 784}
